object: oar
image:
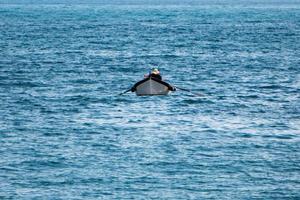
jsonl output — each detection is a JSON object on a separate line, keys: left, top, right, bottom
{"left": 175, "top": 86, "right": 204, "bottom": 97}
{"left": 118, "top": 88, "right": 132, "bottom": 95}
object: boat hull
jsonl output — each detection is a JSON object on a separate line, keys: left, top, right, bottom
{"left": 136, "top": 79, "right": 169, "bottom": 96}
{"left": 131, "top": 77, "right": 174, "bottom": 96}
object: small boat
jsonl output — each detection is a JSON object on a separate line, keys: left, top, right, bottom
{"left": 131, "top": 77, "right": 175, "bottom": 96}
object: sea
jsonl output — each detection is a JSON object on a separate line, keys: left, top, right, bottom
{"left": 0, "top": 0, "right": 299, "bottom": 199}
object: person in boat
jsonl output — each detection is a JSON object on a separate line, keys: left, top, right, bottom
{"left": 144, "top": 68, "right": 162, "bottom": 80}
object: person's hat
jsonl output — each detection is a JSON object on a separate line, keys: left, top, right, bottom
{"left": 151, "top": 68, "right": 160, "bottom": 74}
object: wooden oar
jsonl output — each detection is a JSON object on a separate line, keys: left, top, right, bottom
{"left": 118, "top": 88, "right": 132, "bottom": 95}
{"left": 175, "top": 86, "right": 204, "bottom": 97}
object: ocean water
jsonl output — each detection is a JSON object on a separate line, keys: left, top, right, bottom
{"left": 0, "top": 1, "right": 300, "bottom": 199}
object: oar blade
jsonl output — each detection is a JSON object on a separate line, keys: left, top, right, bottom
{"left": 174, "top": 86, "right": 204, "bottom": 97}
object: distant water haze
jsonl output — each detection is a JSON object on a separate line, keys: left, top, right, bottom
{"left": 2, "top": 0, "right": 300, "bottom": 5}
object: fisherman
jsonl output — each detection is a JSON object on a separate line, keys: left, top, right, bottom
{"left": 144, "top": 68, "right": 162, "bottom": 80}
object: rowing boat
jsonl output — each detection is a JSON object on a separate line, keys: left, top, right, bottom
{"left": 130, "top": 77, "right": 175, "bottom": 96}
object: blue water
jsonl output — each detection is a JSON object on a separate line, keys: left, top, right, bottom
{"left": 1, "top": 1, "right": 300, "bottom": 199}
